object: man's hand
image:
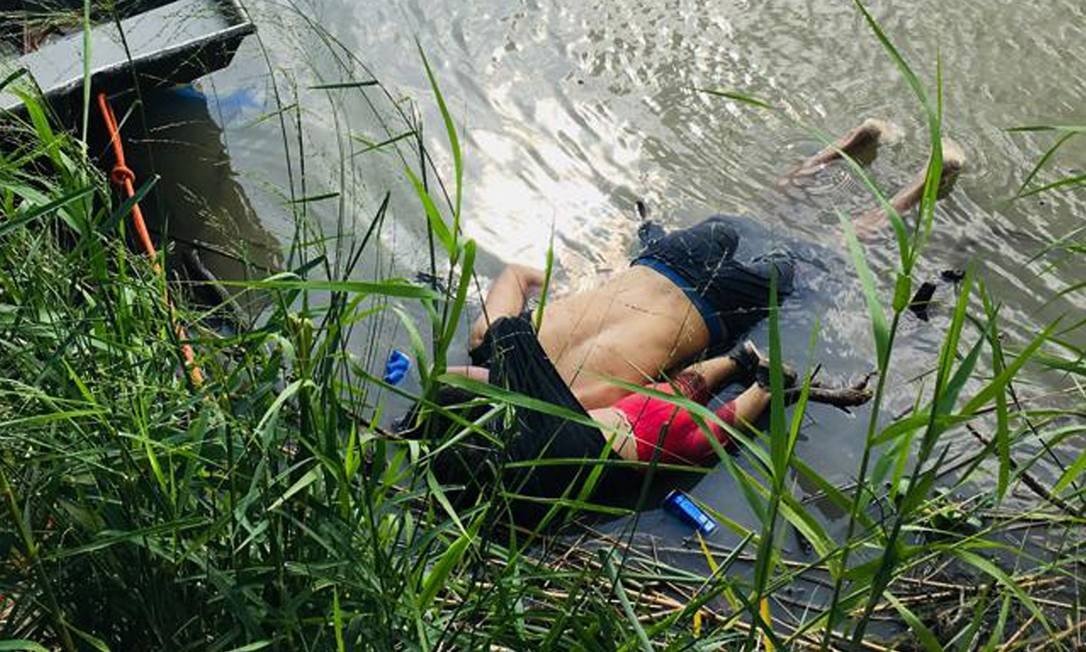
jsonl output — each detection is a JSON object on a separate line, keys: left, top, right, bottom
{"left": 469, "top": 264, "right": 547, "bottom": 351}
{"left": 504, "top": 264, "right": 545, "bottom": 295}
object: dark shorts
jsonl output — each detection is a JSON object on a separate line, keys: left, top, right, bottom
{"left": 470, "top": 315, "right": 642, "bottom": 528}
{"left": 632, "top": 214, "right": 795, "bottom": 350}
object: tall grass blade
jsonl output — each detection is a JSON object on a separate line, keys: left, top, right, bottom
{"left": 981, "top": 595, "right": 1013, "bottom": 652}
{"left": 351, "top": 130, "right": 417, "bottom": 156}
{"left": 1015, "top": 131, "right": 1078, "bottom": 197}
{"left": 885, "top": 593, "right": 943, "bottom": 652}
{"left": 949, "top": 549, "right": 1051, "bottom": 633}
{"left": 980, "top": 287, "right": 1012, "bottom": 500}
{"left": 603, "top": 552, "right": 653, "bottom": 652}
{"left": 1016, "top": 172, "right": 1086, "bottom": 197}
{"left": 837, "top": 209, "right": 889, "bottom": 365}
{"left": 0, "top": 642, "right": 51, "bottom": 652}
{"left": 1051, "top": 449, "right": 1086, "bottom": 495}
{"left": 81, "top": 0, "right": 92, "bottom": 146}
{"left": 0, "top": 185, "right": 95, "bottom": 238}
{"left": 694, "top": 88, "right": 775, "bottom": 110}
{"left": 533, "top": 225, "right": 556, "bottom": 332}
{"left": 417, "top": 43, "right": 463, "bottom": 232}
{"left": 418, "top": 527, "right": 472, "bottom": 611}
{"left": 405, "top": 166, "right": 455, "bottom": 256}
{"left": 0, "top": 67, "right": 29, "bottom": 94}
{"left": 309, "top": 80, "right": 378, "bottom": 89}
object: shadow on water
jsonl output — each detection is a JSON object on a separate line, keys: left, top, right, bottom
{"left": 88, "top": 85, "right": 283, "bottom": 320}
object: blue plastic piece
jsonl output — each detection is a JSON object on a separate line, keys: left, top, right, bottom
{"left": 663, "top": 490, "right": 718, "bottom": 535}
{"left": 383, "top": 349, "right": 411, "bottom": 386}
{"left": 170, "top": 84, "right": 208, "bottom": 103}
{"left": 169, "top": 84, "right": 262, "bottom": 124}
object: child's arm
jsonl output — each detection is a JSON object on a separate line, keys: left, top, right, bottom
{"left": 446, "top": 365, "right": 491, "bottom": 382}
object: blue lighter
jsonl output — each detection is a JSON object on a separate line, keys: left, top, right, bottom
{"left": 663, "top": 490, "right": 718, "bottom": 535}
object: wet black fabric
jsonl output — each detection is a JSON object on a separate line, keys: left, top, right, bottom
{"left": 469, "top": 310, "right": 532, "bottom": 367}
{"left": 472, "top": 315, "right": 641, "bottom": 528}
{"left": 633, "top": 214, "right": 795, "bottom": 351}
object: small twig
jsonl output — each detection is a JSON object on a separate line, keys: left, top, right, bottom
{"left": 1000, "top": 613, "right": 1037, "bottom": 650}
{"left": 797, "top": 386, "right": 874, "bottom": 408}
{"left": 780, "top": 371, "right": 875, "bottom": 412}
{"left": 853, "top": 370, "right": 878, "bottom": 391}
{"left": 966, "top": 424, "right": 1082, "bottom": 517}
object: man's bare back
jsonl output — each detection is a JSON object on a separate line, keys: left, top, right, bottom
{"left": 535, "top": 266, "right": 710, "bottom": 408}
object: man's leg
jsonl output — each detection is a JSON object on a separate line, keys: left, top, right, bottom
{"left": 853, "top": 137, "right": 966, "bottom": 240}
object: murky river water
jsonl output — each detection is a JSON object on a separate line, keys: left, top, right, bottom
{"left": 130, "top": 0, "right": 1085, "bottom": 548}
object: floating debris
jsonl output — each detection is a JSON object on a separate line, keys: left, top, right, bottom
{"left": 663, "top": 490, "right": 718, "bottom": 535}
{"left": 909, "top": 280, "right": 938, "bottom": 321}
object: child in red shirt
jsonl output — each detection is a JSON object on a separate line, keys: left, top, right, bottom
{"left": 595, "top": 341, "right": 790, "bottom": 466}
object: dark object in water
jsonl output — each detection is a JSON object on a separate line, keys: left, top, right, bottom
{"left": 182, "top": 248, "right": 232, "bottom": 307}
{"left": 784, "top": 381, "right": 874, "bottom": 412}
{"left": 793, "top": 524, "right": 814, "bottom": 555}
{"left": 415, "top": 271, "right": 449, "bottom": 294}
{"left": 940, "top": 268, "right": 966, "bottom": 283}
{"left": 909, "top": 281, "right": 938, "bottom": 321}
{"left": 0, "top": 0, "right": 254, "bottom": 115}
{"left": 663, "top": 489, "right": 718, "bottom": 535}
{"left": 182, "top": 247, "right": 241, "bottom": 331}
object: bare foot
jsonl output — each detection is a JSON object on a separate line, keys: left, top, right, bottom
{"left": 852, "top": 136, "right": 966, "bottom": 240}
{"left": 897, "top": 136, "right": 967, "bottom": 200}
{"left": 792, "top": 118, "right": 891, "bottom": 176}
{"left": 938, "top": 137, "right": 966, "bottom": 197}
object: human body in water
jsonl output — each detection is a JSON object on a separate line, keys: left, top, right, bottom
{"left": 465, "top": 120, "right": 966, "bottom": 413}
{"left": 419, "top": 122, "right": 963, "bottom": 528}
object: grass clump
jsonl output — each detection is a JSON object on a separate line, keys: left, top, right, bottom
{"left": 0, "top": 90, "right": 464, "bottom": 649}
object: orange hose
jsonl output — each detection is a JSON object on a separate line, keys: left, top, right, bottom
{"left": 97, "top": 92, "right": 205, "bottom": 388}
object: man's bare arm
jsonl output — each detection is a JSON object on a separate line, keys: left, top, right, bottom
{"left": 469, "top": 265, "right": 545, "bottom": 350}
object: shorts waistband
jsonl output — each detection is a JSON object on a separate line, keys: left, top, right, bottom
{"left": 633, "top": 256, "right": 724, "bottom": 346}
